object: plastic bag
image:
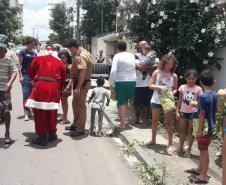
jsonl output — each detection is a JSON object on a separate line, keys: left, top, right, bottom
{"left": 217, "top": 97, "right": 226, "bottom": 115}
{"left": 159, "top": 91, "right": 176, "bottom": 113}
{"left": 192, "top": 118, "right": 209, "bottom": 136}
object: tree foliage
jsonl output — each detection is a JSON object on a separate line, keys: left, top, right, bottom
{"left": 129, "top": 0, "right": 226, "bottom": 79}
{"left": 49, "top": 3, "right": 73, "bottom": 46}
{"left": 0, "top": 0, "right": 21, "bottom": 41}
{"left": 80, "top": 0, "right": 119, "bottom": 45}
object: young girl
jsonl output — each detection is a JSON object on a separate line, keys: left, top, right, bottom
{"left": 176, "top": 69, "right": 202, "bottom": 157}
{"left": 146, "top": 53, "right": 178, "bottom": 153}
{"left": 58, "top": 50, "right": 72, "bottom": 124}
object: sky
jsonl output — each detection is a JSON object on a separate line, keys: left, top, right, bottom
{"left": 19, "top": 0, "right": 68, "bottom": 41}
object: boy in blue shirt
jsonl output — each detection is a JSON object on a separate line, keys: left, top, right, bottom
{"left": 188, "top": 69, "right": 217, "bottom": 183}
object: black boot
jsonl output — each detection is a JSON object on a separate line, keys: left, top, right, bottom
{"left": 48, "top": 134, "right": 57, "bottom": 142}
{"left": 65, "top": 124, "right": 76, "bottom": 131}
{"left": 71, "top": 130, "right": 85, "bottom": 137}
{"left": 31, "top": 135, "right": 48, "bottom": 146}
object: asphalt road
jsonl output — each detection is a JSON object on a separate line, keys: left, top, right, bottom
{"left": 0, "top": 79, "right": 142, "bottom": 185}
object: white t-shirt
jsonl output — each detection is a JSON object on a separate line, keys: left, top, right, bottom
{"left": 135, "top": 53, "right": 151, "bottom": 87}
{"left": 91, "top": 87, "right": 109, "bottom": 110}
{"left": 109, "top": 52, "right": 136, "bottom": 85}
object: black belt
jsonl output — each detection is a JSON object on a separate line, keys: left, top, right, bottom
{"left": 73, "top": 79, "right": 90, "bottom": 89}
{"left": 38, "top": 76, "right": 59, "bottom": 83}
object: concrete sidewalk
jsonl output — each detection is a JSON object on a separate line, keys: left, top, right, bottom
{"left": 103, "top": 101, "right": 222, "bottom": 185}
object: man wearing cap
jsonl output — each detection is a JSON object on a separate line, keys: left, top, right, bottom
{"left": 25, "top": 47, "right": 66, "bottom": 146}
{"left": 0, "top": 34, "right": 19, "bottom": 144}
{"left": 65, "top": 39, "right": 92, "bottom": 137}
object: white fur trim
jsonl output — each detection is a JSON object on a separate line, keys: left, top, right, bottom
{"left": 42, "top": 50, "right": 60, "bottom": 59}
{"left": 25, "top": 99, "right": 59, "bottom": 110}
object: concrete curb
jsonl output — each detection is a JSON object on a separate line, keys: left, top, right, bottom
{"left": 103, "top": 107, "right": 221, "bottom": 183}
{"left": 104, "top": 110, "right": 161, "bottom": 168}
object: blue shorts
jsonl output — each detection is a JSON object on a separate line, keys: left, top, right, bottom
{"left": 151, "top": 103, "right": 162, "bottom": 109}
{"left": 180, "top": 112, "right": 198, "bottom": 120}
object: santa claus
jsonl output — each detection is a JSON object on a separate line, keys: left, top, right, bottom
{"left": 25, "top": 47, "right": 66, "bottom": 146}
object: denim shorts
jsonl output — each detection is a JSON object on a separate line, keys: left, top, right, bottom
{"left": 180, "top": 112, "right": 198, "bottom": 120}
{"left": 151, "top": 103, "right": 162, "bottom": 109}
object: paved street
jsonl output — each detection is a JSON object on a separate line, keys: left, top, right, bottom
{"left": 0, "top": 80, "right": 142, "bottom": 185}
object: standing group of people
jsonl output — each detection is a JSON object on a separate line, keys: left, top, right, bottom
{"left": 0, "top": 34, "right": 94, "bottom": 146}
{"left": 1, "top": 33, "right": 226, "bottom": 183}
{"left": 108, "top": 40, "right": 226, "bottom": 184}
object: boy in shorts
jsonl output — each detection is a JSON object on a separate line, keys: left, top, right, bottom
{"left": 0, "top": 34, "right": 19, "bottom": 144}
{"left": 188, "top": 69, "right": 217, "bottom": 183}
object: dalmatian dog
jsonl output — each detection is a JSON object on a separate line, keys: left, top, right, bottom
{"left": 183, "top": 91, "right": 195, "bottom": 105}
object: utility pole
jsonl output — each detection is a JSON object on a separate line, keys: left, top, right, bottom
{"left": 32, "top": 28, "right": 35, "bottom": 37}
{"left": 100, "top": 0, "right": 104, "bottom": 34}
{"left": 76, "top": 0, "right": 80, "bottom": 39}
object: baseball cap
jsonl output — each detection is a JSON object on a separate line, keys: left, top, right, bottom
{"left": 0, "top": 34, "right": 8, "bottom": 48}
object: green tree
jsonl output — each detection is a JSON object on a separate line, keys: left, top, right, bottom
{"left": 80, "top": 0, "right": 119, "bottom": 45}
{"left": 49, "top": 3, "right": 73, "bottom": 46}
{"left": 129, "top": 0, "right": 226, "bottom": 80}
{"left": 0, "top": 0, "right": 21, "bottom": 42}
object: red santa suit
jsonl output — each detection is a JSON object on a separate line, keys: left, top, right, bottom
{"left": 25, "top": 52, "right": 66, "bottom": 136}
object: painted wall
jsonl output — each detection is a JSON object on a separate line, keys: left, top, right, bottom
{"left": 91, "top": 33, "right": 136, "bottom": 63}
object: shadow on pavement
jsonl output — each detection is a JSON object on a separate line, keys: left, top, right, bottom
{"left": 17, "top": 115, "right": 24, "bottom": 119}
{"left": 145, "top": 143, "right": 172, "bottom": 156}
{"left": 63, "top": 132, "right": 88, "bottom": 140}
{"left": 0, "top": 138, "right": 16, "bottom": 149}
{"left": 22, "top": 132, "right": 63, "bottom": 149}
{"left": 131, "top": 123, "right": 151, "bottom": 130}
{"left": 215, "top": 156, "right": 223, "bottom": 168}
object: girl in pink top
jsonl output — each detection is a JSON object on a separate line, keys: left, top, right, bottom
{"left": 176, "top": 69, "right": 202, "bottom": 157}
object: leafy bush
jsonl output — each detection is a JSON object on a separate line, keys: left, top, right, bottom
{"left": 129, "top": 0, "right": 226, "bottom": 79}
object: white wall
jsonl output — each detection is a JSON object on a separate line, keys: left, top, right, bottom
{"left": 91, "top": 33, "right": 136, "bottom": 63}
{"left": 214, "top": 46, "right": 226, "bottom": 90}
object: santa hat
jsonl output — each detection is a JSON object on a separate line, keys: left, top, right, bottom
{"left": 43, "top": 46, "right": 59, "bottom": 59}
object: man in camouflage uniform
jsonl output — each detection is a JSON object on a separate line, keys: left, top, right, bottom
{"left": 65, "top": 39, "right": 92, "bottom": 137}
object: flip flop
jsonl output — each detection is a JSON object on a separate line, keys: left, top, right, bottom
{"left": 145, "top": 141, "right": 156, "bottom": 147}
{"left": 115, "top": 124, "right": 126, "bottom": 129}
{"left": 61, "top": 120, "right": 71, "bottom": 125}
{"left": 185, "top": 168, "right": 200, "bottom": 176}
{"left": 4, "top": 138, "right": 12, "bottom": 145}
{"left": 189, "top": 175, "right": 208, "bottom": 184}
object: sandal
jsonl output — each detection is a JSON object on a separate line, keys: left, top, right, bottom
{"left": 185, "top": 168, "right": 200, "bottom": 176}
{"left": 184, "top": 150, "right": 192, "bottom": 158}
{"left": 131, "top": 120, "right": 139, "bottom": 125}
{"left": 61, "top": 120, "right": 71, "bottom": 125}
{"left": 89, "top": 130, "right": 96, "bottom": 136}
{"left": 145, "top": 141, "right": 156, "bottom": 147}
{"left": 166, "top": 145, "right": 174, "bottom": 153}
{"left": 189, "top": 175, "right": 208, "bottom": 184}
{"left": 4, "top": 138, "right": 12, "bottom": 145}
{"left": 115, "top": 124, "right": 126, "bottom": 129}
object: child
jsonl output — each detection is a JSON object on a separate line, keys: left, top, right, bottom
{"left": 140, "top": 43, "right": 157, "bottom": 80}
{"left": 188, "top": 69, "right": 217, "bottom": 184}
{"left": 176, "top": 69, "right": 203, "bottom": 157}
{"left": 216, "top": 88, "right": 226, "bottom": 185}
{"left": 0, "top": 34, "right": 19, "bottom": 144}
{"left": 146, "top": 53, "right": 178, "bottom": 153}
{"left": 88, "top": 77, "right": 110, "bottom": 136}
